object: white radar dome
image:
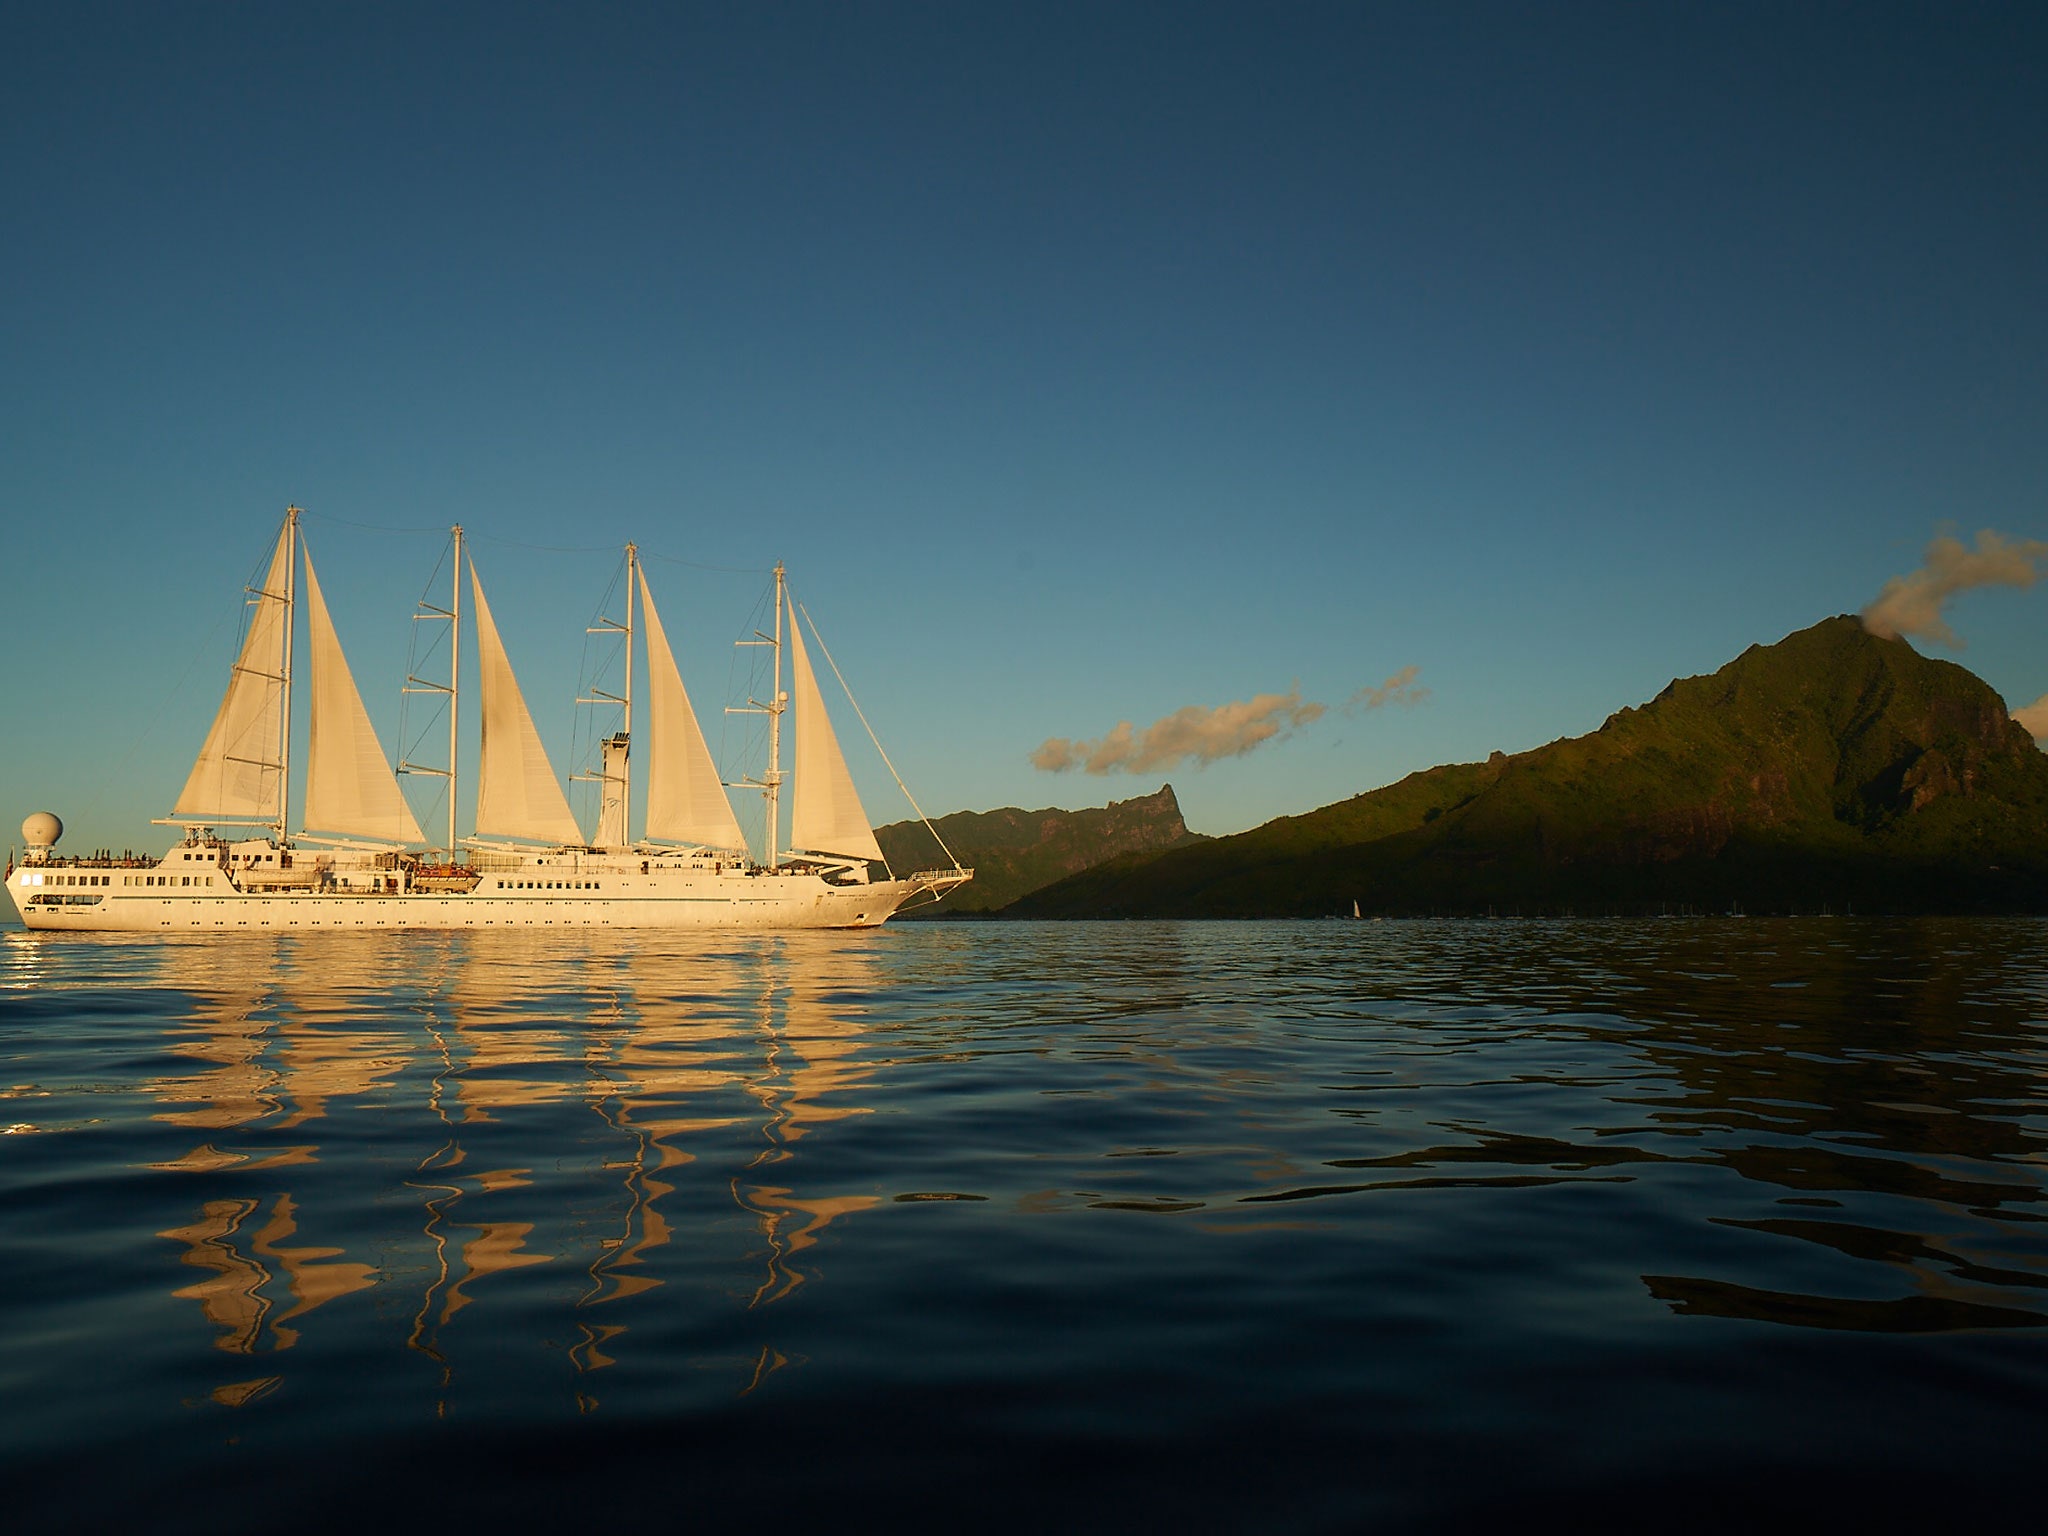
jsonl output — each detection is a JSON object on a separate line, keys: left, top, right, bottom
{"left": 21, "top": 812, "right": 62, "bottom": 849}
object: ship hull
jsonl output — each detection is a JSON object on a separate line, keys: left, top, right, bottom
{"left": 7, "top": 865, "right": 925, "bottom": 933}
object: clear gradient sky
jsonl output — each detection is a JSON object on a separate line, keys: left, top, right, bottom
{"left": 5, "top": 2, "right": 2045, "bottom": 855}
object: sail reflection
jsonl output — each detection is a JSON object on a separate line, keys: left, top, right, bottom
{"left": 738, "top": 945, "right": 889, "bottom": 1304}
{"left": 138, "top": 929, "right": 891, "bottom": 1390}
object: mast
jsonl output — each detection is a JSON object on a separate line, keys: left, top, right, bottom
{"left": 768, "top": 562, "right": 785, "bottom": 870}
{"left": 400, "top": 524, "right": 464, "bottom": 855}
{"left": 624, "top": 541, "right": 636, "bottom": 840}
{"left": 728, "top": 561, "right": 787, "bottom": 869}
{"left": 579, "top": 543, "right": 636, "bottom": 848}
{"left": 278, "top": 505, "right": 299, "bottom": 845}
{"left": 449, "top": 524, "right": 462, "bottom": 855}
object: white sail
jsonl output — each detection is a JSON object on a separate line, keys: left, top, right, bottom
{"left": 638, "top": 569, "right": 746, "bottom": 850}
{"left": 173, "top": 523, "right": 293, "bottom": 821}
{"left": 786, "top": 600, "right": 883, "bottom": 862}
{"left": 299, "top": 551, "right": 424, "bottom": 844}
{"left": 469, "top": 563, "right": 583, "bottom": 846}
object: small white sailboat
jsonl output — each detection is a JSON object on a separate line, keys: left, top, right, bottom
{"left": 9, "top": 508, "right": 969, "bottom": 931}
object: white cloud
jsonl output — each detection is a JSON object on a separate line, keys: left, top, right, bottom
{"left": 1862, "top": 529, "right": 2048, "bottom": 647}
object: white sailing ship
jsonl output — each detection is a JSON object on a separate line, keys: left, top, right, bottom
{"left": 8, "top": 508, "right": 969, "bottom": 931}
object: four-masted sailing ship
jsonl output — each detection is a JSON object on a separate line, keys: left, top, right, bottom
{"left": 7, "top": 508, "right": 970, "bottom": 931}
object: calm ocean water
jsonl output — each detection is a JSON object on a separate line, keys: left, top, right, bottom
{"left": 3, "top": 916, "right": 2045, "bottom": 1531}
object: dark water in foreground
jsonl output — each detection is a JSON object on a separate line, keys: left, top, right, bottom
{"left": 3, "top": 918, "right": 2045, "bottom": 1531}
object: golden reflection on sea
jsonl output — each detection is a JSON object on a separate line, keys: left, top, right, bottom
{"left": 137, "top": 931, "right": 891, "bottom": 1395}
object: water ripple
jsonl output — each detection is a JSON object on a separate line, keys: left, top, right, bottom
{"left": 3, "top": 917, "right": 2047, "bottom": 1529}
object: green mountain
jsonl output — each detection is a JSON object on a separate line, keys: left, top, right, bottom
{"left": 1009, "top": 617, "right": 2048, "bottom": 917}
{"left": 874, "top": 784, "right": 1202, "bottom": 914}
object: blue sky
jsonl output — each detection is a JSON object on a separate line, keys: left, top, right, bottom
{"left": 4, "top": 2, "right": 2045, "bottom": 854}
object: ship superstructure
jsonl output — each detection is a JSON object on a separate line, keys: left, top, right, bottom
{"left": 8, "top": 509, "right": 969, "bottom": 931}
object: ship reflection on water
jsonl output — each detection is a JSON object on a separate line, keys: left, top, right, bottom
{"left": 139, "top": 930, "right": 890, "bottom": 1407}
{"left": 5, "top": 918, "right": 2048, "bottom": 1529}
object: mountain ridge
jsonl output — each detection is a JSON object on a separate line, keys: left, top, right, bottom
{"left": 1007, "top": 617, "right": 2048, "bottom": 917}
{"left": 874, "top": 784, "right": 1202, "bottom": 914}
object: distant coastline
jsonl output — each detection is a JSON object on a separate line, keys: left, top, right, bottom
{"left": 916, "top": 618, "right": 2048, "bottom": 920}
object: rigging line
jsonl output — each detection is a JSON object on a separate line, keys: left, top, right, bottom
{"left": 323, "top": 521, "right": 767, "bottom": 574}
{"left": 71, "top": 603, "right": 236, "bottom": 834}
{"left": 465, "top": 532, "right": 624, "bottom": 555}
{"left": 640, "top": 550, "right": 772, "bottom": 576}
{"left": 80, "top": 522, "right": 279, "bottom": 827}
{"left": 469, "top": 531, "right": 756, "bottom": 567}
{"left": 298, "top": 509, "right": 449, "bottom": 536}
{"left": 794, "top": 598, "right": 964, "bottom": 873}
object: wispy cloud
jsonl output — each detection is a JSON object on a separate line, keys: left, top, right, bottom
{"left": 1031, "top": 686, "right": 1326, "bottom": 775}
{"left": 1347, "top": 665, "right": 1429, "bottom": 712}
{"left": 1861, "top": 529, "right": 2048, "bottom": 647}
{"left": 2013, "top": 693, "right": 2048, "bottom": 741}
